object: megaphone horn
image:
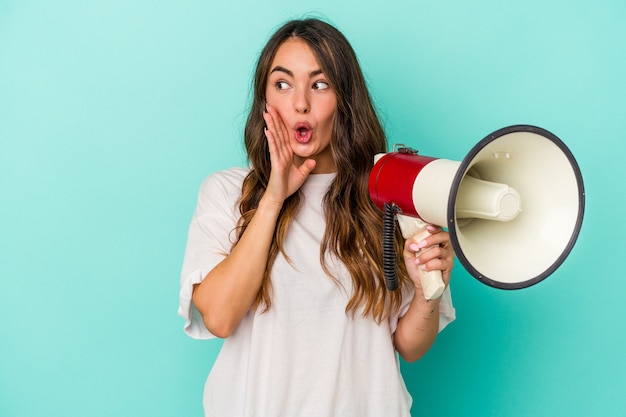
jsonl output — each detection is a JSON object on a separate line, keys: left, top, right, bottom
{"left": 369, "top": 125, "right": 585, "bottom": 295}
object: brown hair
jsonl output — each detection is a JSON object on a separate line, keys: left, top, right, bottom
{"left": 236, "top": 18, "right": 407, "bottom": 322}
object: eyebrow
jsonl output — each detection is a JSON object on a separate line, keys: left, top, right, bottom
{"left": 270, "top": 66, "right": 324, "bottom": 78}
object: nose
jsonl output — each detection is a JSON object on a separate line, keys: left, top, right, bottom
{"left": 294, "top": 89, "right": 310, "bottom": 114}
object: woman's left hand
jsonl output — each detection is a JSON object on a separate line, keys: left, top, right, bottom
{"left": 402, "top": 226, "right": 454, "bottom": 291}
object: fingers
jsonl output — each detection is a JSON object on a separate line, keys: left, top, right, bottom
{"left": 299, "top": 158, "right": 317, "bottom": 176}
{"left": 405, "top": 229, "right": 454, "bottom": 283}
{"left": 263, "top": 104, "right": 291, "bottom": 166}
{"left": 406, "top": 243, "right": 442, "bottom": 268}
{"left": 261, "top": 103, "right": 316, "bottom": 202}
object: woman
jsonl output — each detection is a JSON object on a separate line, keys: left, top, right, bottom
{"left": 179, "top": 17, "right": 455, "bottom": 417}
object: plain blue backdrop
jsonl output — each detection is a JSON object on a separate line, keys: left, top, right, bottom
{"left": 1, "top": 1, "right": 624, "bottom": 416}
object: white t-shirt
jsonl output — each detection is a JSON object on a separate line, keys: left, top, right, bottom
{"left": 178, "top": 167, "right": 455, "bottom": 417}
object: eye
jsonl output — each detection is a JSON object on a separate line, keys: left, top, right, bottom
{"left": 275, "top": 81, "right": 290, "bottom": 90}
{"left": 313, "top": 81, "right": 330, "bottom": 90}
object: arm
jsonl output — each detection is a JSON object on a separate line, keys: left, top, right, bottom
{"left": 393, "top": 227, "right": 454, "bottom": 362}
{"left": 191, "top": 195, "right": 283, "bottom": 338}
{"left": 191, "top": 105, "right": 316, "bottom": 338}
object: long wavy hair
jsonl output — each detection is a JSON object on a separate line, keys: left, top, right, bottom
{"left": 236, "top": 18, "right": 408, "bottom": 323}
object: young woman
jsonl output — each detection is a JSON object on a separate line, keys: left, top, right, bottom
{"left": 179, "top": 18, "right": 455, "bottom": 417}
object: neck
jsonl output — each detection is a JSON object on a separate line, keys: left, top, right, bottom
{"left": 294, "top": 156, "right": 337, "bottom": 174}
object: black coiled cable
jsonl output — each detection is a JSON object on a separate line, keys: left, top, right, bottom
{"left": 383, "top": 203, "right": 400, "bottom": 291}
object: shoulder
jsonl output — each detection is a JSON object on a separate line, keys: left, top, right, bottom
{"left": 199, "top": 166, "right": 250, "bottom": 197}
{"left": 194, "top": 166, "right": 251, "bottom": 213}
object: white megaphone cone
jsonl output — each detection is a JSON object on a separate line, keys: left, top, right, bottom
{"left": 369, "top": 125, "right": 585, "bottom": 299}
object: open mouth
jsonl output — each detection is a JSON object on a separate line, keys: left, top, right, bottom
{"left": 295, "top": 124, "right": 312, "bottom": 143}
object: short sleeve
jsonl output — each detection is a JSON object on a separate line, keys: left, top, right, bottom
{"left": 389, "top": 283, "right": 456, "bottom": 335}
{"left": 177, "top": 167, "right": 249, "bottom": 339}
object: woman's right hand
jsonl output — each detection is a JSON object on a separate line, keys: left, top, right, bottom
{"left": 193, "top": 104, "right": 318, "bottom": 338}
{"left": 262, "top": 103, "right": 316, "bottom": 205}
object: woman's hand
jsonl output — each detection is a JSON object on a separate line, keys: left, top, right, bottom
{"left": 193, "top": 104, "right": 317, "bottom": 339}
{"left": 262, "top": 103, "right": 316, "bottom": 205}
{"left": 403, "top": 225, "right": 454, "bottom": 296}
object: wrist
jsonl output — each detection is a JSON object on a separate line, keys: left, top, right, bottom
{"left": 411, "top": 289, "right": 441, "bottom": 314}
{"left": 258, "top": 193, "right": 284, "bottom": 215}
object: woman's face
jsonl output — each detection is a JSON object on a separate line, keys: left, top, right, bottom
{"left": 265, "top": 38, "right": 338, "bottom": 173}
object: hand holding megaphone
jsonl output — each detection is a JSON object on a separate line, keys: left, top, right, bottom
{"left": 370, "top": 125, "right": 585, "bottom": 293}
{"left": 397, "top": 214, "right": 446, "bottom": 300}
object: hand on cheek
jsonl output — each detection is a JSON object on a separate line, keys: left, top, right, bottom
{"left": 262, "top": 103, "right": 316, "bottom": 204}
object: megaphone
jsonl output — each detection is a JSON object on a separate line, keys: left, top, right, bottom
{"left": 369, "top": 125, "right": 585, "bottom": 298}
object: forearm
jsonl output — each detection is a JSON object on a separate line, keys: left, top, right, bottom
{"left": 395, "top": 225, "right": 454, "bottom": 362}
{"left": 393, "top": 291, "right": 441, "bottom": 362}
{"left": 192, "top": 195, "right": 282, "bottom": 338}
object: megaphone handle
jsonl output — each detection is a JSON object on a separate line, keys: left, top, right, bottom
{"left": 396, "top": 215, "right": 446, "bottom": 300}
{"left": 417, "top": 250, "right": 446, "bottom": 301}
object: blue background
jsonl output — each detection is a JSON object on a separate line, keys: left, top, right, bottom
{"left": 1, "top": 1, "right": 624, "bottom": 416}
